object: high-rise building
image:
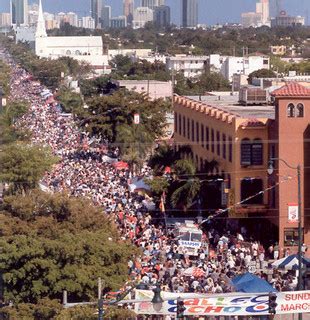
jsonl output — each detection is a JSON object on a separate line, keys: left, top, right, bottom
{"left": 181, "top": 0, "right": 198, "bottom": 28}
{"left": 91, "top": 0, "right": 104, "bottom": 28}
{"left": 110, "top": 16, "right": 127, "bottom": 29}
{"left": 256, "top": 0, "right": 269, "bottom": 25}
{"left": 141, "top": 0, "right": 165, "bottom": 10}
{"left": 79, "top": 16, "right": 95, "bottom": 29}
{"left": 10, "top": 0, "right": 28, "bottom": 26}
{"left": 154, "top": 5, "right": 170, "bottom": 28}
{"left": 132, "top": 7, "right": 153, "bottom": 29}
{"left": 0, "top": 13, "right": 12, "bottom": 27}
{"left": 123, "top": 0, "right": 134, "bottom": 24}
{"left": 101, "top": 6, "right": 111, "bottom": 28}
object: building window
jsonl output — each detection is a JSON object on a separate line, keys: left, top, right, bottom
{"left": 229, "top": 136, "right": 232, "bottom": 162}
{"left": 175, "top": 112, "right": 178, "bottom": 133}
{"left": 297, "top": 103, "right": 304, "bottom": 117}
{"left": 211, "top": 129, "right": 215, "bottom": 153}
{"left": 284, "top": 229, "right": 303, "bottom": 246}
{"left": 263, "top": 59, "right": 269, "bottom": 65}
{"left": 196, "top": 122, "right": 199, "bottom": 143}
{"left": 241, "top": 138, "right": 263, "bottom": 166}
{"left": 287, "top": 103, "right": 295, "bottom": 118}
{"left": 206, "top": 127, "right": 209, "bottom": 150}
{"left": 187, "top": 118, "right": 190, "bottom": 139}
{"left": 252, "top": 139, "right": 263, "bottom": 165}
{"left": 241, "top": 178, "right": 263, "bottom": 205}
{"left": 201, "top": 124, "right": 204, "bottom": 147}
{"left": 178, "top": 114, "right": 182, "bottom": 135}
{"left": 183, "top": 116, "right": 186, "bottom": 137}
{"left": 216, "top": 131, "right": 220, "bottom": 156}
{"left": 222, "top": 134, "right": 226, "bottom": 159}
{"left": 191, "top": 120, "right": 195, "bottom": 141}
{"left": 241, "top": 138, "right": 252, "bottom": 165}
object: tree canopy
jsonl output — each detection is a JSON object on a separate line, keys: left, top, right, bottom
{"left": 0, "top": 191, "right": 138, "bottom": 305}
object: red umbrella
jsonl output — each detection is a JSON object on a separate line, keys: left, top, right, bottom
{"left": 113, "top": 161, "right": 129, "bottom": 170}
{"left": 183, "top": 267, "right": 206, "bottom": 278}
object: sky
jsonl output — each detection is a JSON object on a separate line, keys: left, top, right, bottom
{"left": 0, "top": 0, "right": 309, "bottom": 25}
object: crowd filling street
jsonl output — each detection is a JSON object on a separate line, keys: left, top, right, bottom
{"left": 3, "top": 50, "right": 300, "bottom": 296}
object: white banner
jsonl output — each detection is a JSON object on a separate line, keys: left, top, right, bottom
{"left": 134, "top": 290, "right": 310, "bottom": 316}
{"left": 288, "top": 203, "right": 299, "bottom": 223}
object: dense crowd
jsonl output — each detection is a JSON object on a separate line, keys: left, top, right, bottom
{"left": 3, "top": 49, "right": 297, "bottom": 295}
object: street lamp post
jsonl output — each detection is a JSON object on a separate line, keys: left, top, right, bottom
{"left": 268, "top": 158, "right": 303, "bottom": 320}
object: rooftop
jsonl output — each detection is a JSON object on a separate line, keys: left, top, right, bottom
{"left": 187, "top": 95, "right": 275, "bottom": 119}
{"left": 271, "top": 82, "right": 310, "bottom": 97}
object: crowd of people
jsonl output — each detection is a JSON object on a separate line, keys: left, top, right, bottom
{"left": 2, "top": 48, "right": 297, "bottom": 296}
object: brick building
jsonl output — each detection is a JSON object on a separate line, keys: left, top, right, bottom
{"left": 173, "top": 82, "right": 309, "bottom": 256}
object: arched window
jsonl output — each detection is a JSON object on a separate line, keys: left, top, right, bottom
{"left": 75, "top": 50, "right": 81, "bottom": 55}
{"left": 66, "top": 50, "right": 71, "bottom": 55}
{"left": 241, "top": 138, "right": 251, "bottom": 166}
{"left": 287, "top": 103, "right": 295, "bottom": 118}
{"left": 297, "top": 103, "right": 304, "bottom": 118}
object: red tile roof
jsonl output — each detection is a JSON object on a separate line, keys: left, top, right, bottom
{"left": 271, "top": 82, "right": 310, "bottom": 97}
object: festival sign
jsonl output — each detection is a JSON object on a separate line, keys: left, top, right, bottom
{"left": 134, "top": 290, "right": 310, "bottom": 316}
{"left": 288, "top": 203, "right": 299, "bottom": 223}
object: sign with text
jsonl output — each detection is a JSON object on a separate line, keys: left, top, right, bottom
{"left": 134, "top": 290, "right": 310, "bottom": 316}
{"left": 288, "top": 203, "right": 299, "bottom": 223}
{"left": 134, "top": 113, "right": 140, "bottom": 124}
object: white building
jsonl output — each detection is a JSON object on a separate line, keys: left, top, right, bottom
{"left": 79, "top": 16, "right": 95, "bottom": 29}
{"left": 166, "top": 54, "right": 270, "bottom": 82}
{"left": 166, "top": 55, "right": 208, "bottom": 78}
{"left": 66, "top": 12, "right": 78, "bottom": 27}
{"left": 220, "top": 55, "right": 270, "bottom": 82}
{"left": 114, "top": 79, "right": 172, "bottom": 100}
{"left": 108, "top": 48, "right": 152, "bottom": 60}
{"left": 16, "top": 25, "right": 36, "bottom": 44}
{"left": 35, "top": 0, "right": 110, "bottom": 75}
{"left": 241, "top": 0, "right": 270, "bottom": 28}
{"left": 132, "top": 7, "right": 153, "bottom": 29}
{"left": 0, "top": 13, "right": 11, "bottom": 27}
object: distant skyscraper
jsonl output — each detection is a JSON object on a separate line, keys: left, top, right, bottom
{"left": 91, "top": 0, "right": 103, "bottom": 28}
{"left": 256, "top": 0, "right": 269, "bottom": 25}
{"left": 154, "top": 5, "right": 170, "bottom": 28}
{"left": 102, "top": 6, "right": 111, "bottom": 28}
{"left": 141, "top": 0, "right": 165, "bottom": 10}
{"left": 10, "top": 0, "right": 28, "bottom": 26}
{"left": 181, "top": 0, "right": 198, "bottom": 28}
{"left": 123, "top": 0, "right": 134, "bottom": 24}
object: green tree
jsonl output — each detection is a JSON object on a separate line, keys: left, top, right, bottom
{"left": 0, "top": 191, "right": 138, "bottom": 304}
{"left": 247, "top": 68, "right": 277, "bottom": 84}
{"left": 0, "top": 143, "right": 57, "bottom": 193}
{"left": 170, "top": 159, "right": 201, "bottom": 210}
{"left": 80, "top": 90, "right": 168, "bottom": 152}
{"left": 56, "top": 87, "right": 83, "bottom": 114}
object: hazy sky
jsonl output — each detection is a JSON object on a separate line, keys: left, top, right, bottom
{"left": 0, "top": 0, "right": 309, "bottom": 25}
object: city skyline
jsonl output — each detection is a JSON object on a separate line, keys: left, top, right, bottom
{"left": 0, "top": 0, "right": 309, "bottom": 25}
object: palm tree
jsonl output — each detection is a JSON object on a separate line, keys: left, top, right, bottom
{"left": 170, "top": 159, "right": 201, "bottom": 211}
{"left": 116, "top": 124, "right": 153, "bottom": 174}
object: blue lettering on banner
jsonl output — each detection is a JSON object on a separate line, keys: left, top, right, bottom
{"left": 179, "top": 241, "right": 201, "bottom": 247}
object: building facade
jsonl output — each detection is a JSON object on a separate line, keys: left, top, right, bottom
{"left": 123, "top": 0, "right": 134, "bottom": 24}
{"left": 0, "top": 13, "right": 11, "bottom": 27}
{"left": 110, "top": 16, "right": 127, "bottom": 29}
{"left": 173, "top": 82, "right": 310, "bottom": 256}
{"left": 181, "top": 0, "right": 198, "bottom": 28}
{"left": 132, "top": 7, "right": 154, "bottom": 29}
{"left": 271, "top": 14, "right": 305, "bottom": 27}
{"left": 101, "top": 6, "right": 111, "bottom": 28}
{"left": 90, "top": 0, "right": 103, "bottom": 28}
{"left": 166, "top": 55, "right": 208, "bottom": 78}
{"left": 141, "top": 0, "right": 165, "bottom": 9}
{"left": 154, "top": 5, "right": 171, "bottom": 28}
{"left": 10, "top": 0, "right": 28, "bottom": 27}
